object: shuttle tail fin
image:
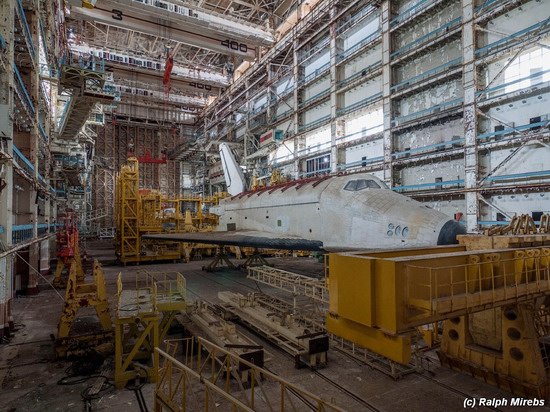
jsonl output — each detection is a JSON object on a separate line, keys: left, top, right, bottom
{"left": 219, "top": 143, "right": 246, "bottom": 195}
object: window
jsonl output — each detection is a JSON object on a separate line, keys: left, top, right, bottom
{"left": 504, "top": 47, "right": 550, "bottom": 93}
{"left": 344, "top": 179, "right": 381, "bottom": 191}
{"left": 305, "top": 154, "right": 330, "bottom": 176}
{"left": 344, "top": 180, "right": 357, "bottom": 191}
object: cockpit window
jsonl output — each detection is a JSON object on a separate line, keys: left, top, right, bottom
{"left": 344, "top": 180, "right": 357, "bottom": 191}
{"left": 344, "top": 179, "right": 382, "bottom": 191}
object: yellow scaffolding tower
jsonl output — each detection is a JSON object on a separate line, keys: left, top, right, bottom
{"left": 116, "top": 157, "right": 140, "bottom": 263}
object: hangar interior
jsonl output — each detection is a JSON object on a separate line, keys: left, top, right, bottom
{"left": 1, "top": 0, "right": 550, "bottom": 410}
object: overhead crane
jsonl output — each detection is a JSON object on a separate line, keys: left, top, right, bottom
{"left": 70, "top": 0, "right": 271, "bottom": 60}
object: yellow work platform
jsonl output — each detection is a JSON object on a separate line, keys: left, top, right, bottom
{"left": 115, "top": 271, "right": 186, "bottom": 389}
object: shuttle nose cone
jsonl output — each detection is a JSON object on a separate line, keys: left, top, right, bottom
{"left": 437, "top": 220, "right": 467, "bottom": 245}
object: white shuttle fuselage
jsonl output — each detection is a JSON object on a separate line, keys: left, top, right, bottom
{"left": 212, "top": 173, "right": 464, "bottom": 251}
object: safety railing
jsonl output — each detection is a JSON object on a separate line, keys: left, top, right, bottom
{"left": 301, "top": 165, "right": 331, "bottom": 178}
{"left": 57, "top": 97, "right": 72, "bottom": 129}
{"left": 54, "top": 154, "right": 86, "bottom": 170}
{"left": 335, "top": 92, "right": 382, "bottom": 117}
{"left": 338, "top": 155, "right": 383, "bottom": 170}
{"left": 393, "top": 97, "right": 463, "bottom": 125}
{"left": 299, "top": 88, "right": 330, "bottom": 108}
{"left": 391, "top": 58, "right": 462, "bottom": 92}
{"left": 62, "top": 52, "right": 106, "bottom": 73}
{"left": 296, "top": 141, "right": 331, "bottom": 158}
{"left": 247, "top": 266, "right": 329, "bottom": 303}
{"left": 406, "top": 248, "right": 550, "bottom": 318}
{"left": 156, "top": 337, "right": 345, "bottom": 412}
{"left": 13, "top": 63, "right": 35, "bottom": 114}
{"left": 139, "top": 270, "right": 186, "bottom": 311}
{"left": 392, "top": 178, "right": 464, "bottom": 192}
{"left": 335, "top": 124, "right": 383, "bottom": 144}
{"left": 15, "top": 0, "right": 35, "bottom": 56}
{"left": 37, "top": 223, "right": 48, "bottom": 236}
{"left": 393, "top": 138, "right": 464, "bottom": 159}
{"left": 271, "top": 107, "right": 293, "bottom": 123}
{"left": 337, "top": 30, "right": 380, "bottom": 62}
{"left": 249, "top": 115, "right": 266, "bottom": 130}
{"left": 484, "top": 170, "right": 550, "bottom": 183}
{"left": 477, "top": 121, "right": 549, "bottom": 142}
{"left": 299, "top": 37, "right": 330, "bottom": 63}
{"left": 38, "top": 123, "right": 48, "bottom": 142}
{"left": 13, "top": 145, "right": 35, "bottom": 177}
{"left": 12, "top": 224, "right": 34, "bottom": 245}
{"left": 390, "top": 0, "right": 441, "bottom": 27}
{"left": 298, "top": 115, "right": 331, "bottom": 133}
{"left": 475, "top": 0, "right": 499, "bottom": 14}
{"left": 475, "top": 19, "right": 550, "bottom": 59}
{"left": 477, "top": 70, "right": 550, "bottom": 101}
{"left": 298, "top": 62, "right": 331, "bottom": 88}
{"left": 274, "top": 85, "right": 294, "bottom": 101}
{"left": 337, "top": 61, "right": 382, "bottom": 89}
{"left": 391, "top": 17, "right": 462, "bottom": 59}
{"left": 336, "top": 3, "right": 377, "bottom": 36}
{"left": 117, "top": 272, "right": 158, "bottom": 320}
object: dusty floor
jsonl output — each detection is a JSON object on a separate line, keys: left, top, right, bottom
{"left": 0, "top": 240, "right": 547, "bottom": 411}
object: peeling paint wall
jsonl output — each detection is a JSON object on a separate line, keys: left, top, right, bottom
{"left": 398, "top": 159, "right": 464, "bottom": 186}
{"left": 394, "top": 40, "right": 461, "bottom": 83}
{"left": 396, "top": 79, "right": 463, "bottom": 117}
{"left": 393, "top": 2, "right": 461, "bottom": 50}
{"left": 395, "top": 119, "right": 463, "bottom": 152}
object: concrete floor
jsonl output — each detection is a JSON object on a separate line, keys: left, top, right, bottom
{"left": 0, "top": 240, "right": 547, "bottom": 411}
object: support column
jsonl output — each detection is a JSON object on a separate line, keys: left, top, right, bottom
{"left": 462, "top": 0, "right": 479, "bottom": 233}
{"left": 27, "top": 4, "right": 40, "bottom": 295}
{"left": 292, "top": 39, "right": 300, "bottom": 179}
{"left": 329, "top": 5, "right": 344, "bottom": 174}
{"left": 0, "top": 0, "right": 15, "bottom": 339}
{"left": 381, "top": 0, "right": 393, "bottom": 186}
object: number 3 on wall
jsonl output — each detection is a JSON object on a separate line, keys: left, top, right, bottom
{"left": 112, "top": 9, "right": 123, "bottom": 20}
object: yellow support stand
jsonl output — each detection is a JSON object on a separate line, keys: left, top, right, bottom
{"left": 56, "top": 259, "right": 113, "bottom": 358}
{"left": 114, "top": 271, "right": 186, "bottom": 389}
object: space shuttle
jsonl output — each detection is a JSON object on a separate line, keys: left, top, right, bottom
{"left": 144, "top": 143, "right": 466, "bottom": 251}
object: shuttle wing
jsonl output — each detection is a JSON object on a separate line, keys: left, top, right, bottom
{"left": 142, "top": 231, "right": 324, "bottom": 251}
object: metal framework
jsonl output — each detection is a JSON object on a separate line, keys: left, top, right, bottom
{"left": 154, "top": 337, "right": 346, "bottom": 412}
{"left": 219, "top": 290, "right": 329, "bottom": 368}
{"left": 56, "top": 259, "right": 113, "bottom": 358}
{"left": 327, "top": 244, "right": 550, "bottom": 397}
{"left": 114, "top": 270, "right": 186, "bottom": 388}
{"left": 116, "top": 157, "right": 140, "bottom": 262}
